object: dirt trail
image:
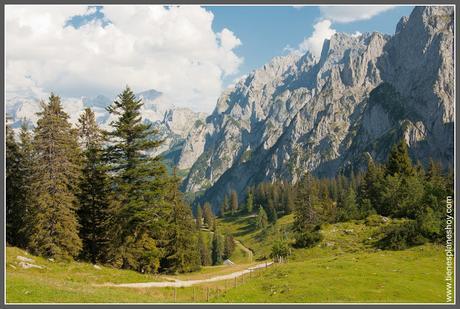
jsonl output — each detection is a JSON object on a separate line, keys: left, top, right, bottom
{"left": 98, "top": 262, "right": 273, "bottom": 288}
{"left": 234, "top": 239, "right": 253, "bottom": 262}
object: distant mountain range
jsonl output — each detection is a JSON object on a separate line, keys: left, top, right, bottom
{"left": 6, "top": 6, "right": 454, "bottom": 211}
{"left": 176, "top": 6, "right": 454, "bottom": 209}
{"left": 5, "top": 89, "right": 207, "bottom": 159}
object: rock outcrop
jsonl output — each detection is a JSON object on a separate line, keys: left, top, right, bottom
{"left": 179, "top": 6, "right": 454, "bottom": 209}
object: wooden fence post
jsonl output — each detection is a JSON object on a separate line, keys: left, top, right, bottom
{"left": 206, "top": 287, "right": 209, "bottom": 302}
{"left": 193, "top": 287, "right": 195, "bottom": 302}
{"left": 174, "top": 287, "right": 177, "bottom": 303}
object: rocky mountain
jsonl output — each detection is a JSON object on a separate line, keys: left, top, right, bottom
{"left": 6, "top": 89, "right": 207, "bottom": 159}
{"left": 179, "top": 6, "right": 454, "bottom": 209}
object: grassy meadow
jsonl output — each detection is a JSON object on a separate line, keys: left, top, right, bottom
{"left": 6, "top": 216, "right": 449, "bottom": 303}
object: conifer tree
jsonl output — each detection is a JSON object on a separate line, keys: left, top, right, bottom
{"left": 223, "top": 234, "right": 235, "bottom": 260}
{"left": 27, "top": 94, "right": 82, "bottom": 259}
{"left": 293, "top": 174, "right": 322, "bottom": 248}
{"left": 77, "top": 108, "right": 110, "bottom": 263}
{"left": 6, "top": 122, "right": 22, "bottom": 246}
{"left": 385, "top": 139, "right": 415, "bottom": 177}
{"left": 285, "top": 188, "right": 295, "bottom": 215}
{"left": 245, "top": 190, "right": 254, "bottom": 214}
{"left": 15, "top": 121, "right": 35, "bottom": 248}
{"left": 211, "top": 229, "right": 224, "bottom": 265}
{"left": 256, "top": 206, "right": 268, "bottom": 230}
{"left": 195, "top": 204, "right": 203, "bottom": 229}
{"left": 198, "top": 232, "right": 212, "bottom": 266}
{"left": 230, "top": 191, "right": 238, "bottom": 215}
{"left": 105, "top": 87, "right": 170, "bottom": 273}
{"left": 164, "top": 172, "right": 200, "bottom": 273}
{"left": 202, "top": 202, "right": 214, "bottom": 229}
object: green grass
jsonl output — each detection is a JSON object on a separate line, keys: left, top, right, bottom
{"left": 6, "top": 216, "right": 450, "bottom": 303}
{"left": 214, "top": 215, "right": 449, "bottom": 303}
{"left": 212, "top": 244, "right": 446, "bottom": 303}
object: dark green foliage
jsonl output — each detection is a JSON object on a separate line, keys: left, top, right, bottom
{"left": 385, "top": 139, "right": 415, "bottom": 177}
{"left": 376, "top": 221, "right": 426, "bottom": 250}
{"left": 77, "top": 108, "right": 110, "bottom": 263}
{"left": 198, "top": 232, "right": 212, "bottom": 266}
{"left": 245, "top": 189, "right": 254, "bottom": 214}
{"left": 266, "top": 198, "right": 278, "bottom": 223}
{"left": 270, "top": 239, "right": 291, "bottom": 263}
{"left": 223, "top": 234, "right": 235, "bottom": 260}
{"left": 195, "top": 204, "right": 203, "bottom": 229}
{"left": 230, "top": 190, "right": 238, "bottom": 215}
{"left": 211, "top": 229, "right": 224, "bottom": 265}
{"left": 27, "top": 94, "right": 82, "bottom": 260}
{"left": 202, "top": 202, "right": 214, "bottom": 229}
{"left": 164, "top": 174, "right": 201, "bottom": 273}
{"left": 104, "top": 87, "right": 171, "bottom": 273}
{"left": 256, "top": 206, "right": 268, "bottom": 230}
{"left": 6, "top": 122, "right": 23, "bottom": 247}
{"left": 293, "top": 174, "right": 322, "bottom": 248}
{"left": 336, "top": 187, "right": 359, "bottom": 222}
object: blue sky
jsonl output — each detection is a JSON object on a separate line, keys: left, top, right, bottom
{"left": 206, "top": 5, "right": 414, "bottom": 80}
{"left": 7, "top": 5, "right": 415, "bottom": 113}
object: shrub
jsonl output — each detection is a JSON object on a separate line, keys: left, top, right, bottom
{"left": 376, "top": 221, "right": 426, "bottom": 250}
{"left": 293, "top": 226, "right": 322, "bottom": 248}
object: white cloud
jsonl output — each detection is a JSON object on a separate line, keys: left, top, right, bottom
{"left": 298, "top": 19, "right": 336, "bottom": 58}
{"left": 5, "top": 5, "right": 243, "bottom": 113}
{"left": 320, "top": 5, "right": 395, "bottom": 23}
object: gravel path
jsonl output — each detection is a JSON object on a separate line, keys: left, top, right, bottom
{"left": 98, "top": 262, "right": 273, "bottom": 288}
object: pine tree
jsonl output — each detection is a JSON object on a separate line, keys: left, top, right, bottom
{"left": 211, "top": 229, "right": 224, "bottom": 265}
{"left": 105, "top": 87, "right": 171, "bottom": 273}
{"left": 27, "top": 94, "right": 82, "bottom": 259}
{"left": 202, "top": 203, "right": 214, "bottom": 229}
{"left": 223, "top": 234, "right": 235, "bottom": 260}
{"left": 6, "top": 121, "right": 23, "bottom": 246}
{"left": 285, "top": 187, "right": 295, "bottom": 215}
{"left": 230, "top": 190, "right": 238, "bottom": 215}
{"left": 164, "top": 172, "right": 200, "bottom": 273}
{"left": 245, "top": 190, "right": 254, "bottom": 214}
{"left": 266, "top": 198, "right": 278, "bottom": 223}
{"left": 256, "top": 206, "right": 268, "bottom": 230}
{"left": 195, "top": 204, "right": 203, "bottom": 229}
{"left": 15, "top": 121, "right": 35, "bottom": 248}
{"left": 77, "top": 108, "right": 110, "bottom": 263}
{"left": 293, "top": 174, "right": 322, "bottom": 248}
{"left": 198, "top": 232, "right": 212, "bottom": 266}
{"left": 385, "top": 139, "right": 415, "bottom": 177}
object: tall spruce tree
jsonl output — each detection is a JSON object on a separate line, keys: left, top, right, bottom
{"left": 77, "top": 108, "right": 110, "bottom": 263}
{"left": 385, "top": 139, "right": 415, "bottom": 177}
{"left": 27, "top": 94, "right": 82, "bottom": 259}
{"left": 202, "top": 203, "right": 214, "bottom": 229}
{"left": 6, "top": 121, "right": 22, "bottom": 246}
{"left": 198, "top": 232, "right": 212, "bottom": 266}
{"left": 195, "top": 204, "right": 203, "bottom": 229}
{"left": 293, "top": 174, "right": 321, "bottom": 248}
{"left": 105, "top": 87, "right": 171, "bottom": 273}
{"left": 164, "top": 172, "right": 200, "bottom": 273}
{"left": 16, "top": 121, "right": 35, "bottom": 248}
{"left": 256, "top": 206, "right": 268, "bottom": 230}
{"left": 211, "top": 229, "right": 224, "bottom": 265}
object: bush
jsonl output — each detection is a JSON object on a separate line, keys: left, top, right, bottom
{"left": 376, "top": 221, "right": 426, "bottom": 250}
{"left": 293, "top": 226, "right": 322, "bottom": 248}
{"left": 270, "top": 240, "right": 291, "bottom": 263}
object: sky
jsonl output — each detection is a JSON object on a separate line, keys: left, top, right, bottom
{"left": 5, "top": 5, "right": 414, "bottom": 113}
